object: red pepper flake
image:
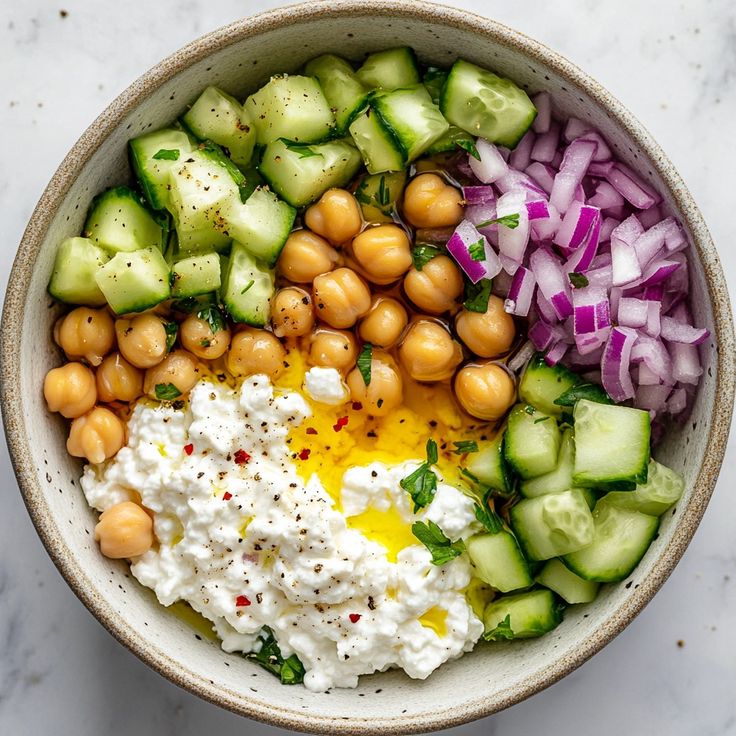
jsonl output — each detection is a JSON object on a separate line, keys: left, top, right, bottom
{"left": 352, "top": 401, "right": 363, "bottom": 411}
{"left": 298, "top": 448, "right": 311, "bottom": 460}
{"left": 183, "top": 443, "right": 194, "bottom": 455}
{"left": 234, "top": 449, "right": 251, "bottom": 465}
{"left": 305, "top": 427, "right": 318, "bottom": 435}
{"left": 333, "top": 416, "right": 349, "bottom": 432}
{"left": 348, "top": 613, "right": 361, "bottom": 623}
{"left": 222, "top": 491, "right": 233, "bottom": 501}
{"left": 235, "top": 595, "right": 251, "bottom": 607}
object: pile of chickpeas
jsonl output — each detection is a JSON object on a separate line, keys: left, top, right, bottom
{"left": 44, "top": 171, "right": 519, "bottom": 559}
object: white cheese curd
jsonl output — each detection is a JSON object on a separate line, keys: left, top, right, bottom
{"left": 303, "top": 366, "right": 350, "bottom": 405}
{"left": 82, "top": 375, "right": 484, "bottom": 692}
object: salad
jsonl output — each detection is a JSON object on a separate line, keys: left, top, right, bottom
{"left": 41, "top": 47, "right": 707, "bottom": 688}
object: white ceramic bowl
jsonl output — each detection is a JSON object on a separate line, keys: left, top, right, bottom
{"left": 1, "top": 2, "right": 734, "bottom": 733}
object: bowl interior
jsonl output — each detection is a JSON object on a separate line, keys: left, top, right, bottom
{"left": 2, "top": 3, "right": 731, "bottom": 734}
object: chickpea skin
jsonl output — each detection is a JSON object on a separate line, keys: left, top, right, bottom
{"left": 180, "top": 314, "right": 231, "bottom": 360}
{"left": 308, "top": 328, "right": 358, "bottom": 372}
{"left": 226, "top": 328, "right": 286, "bottom": 379}
{"left": 143, "top": 350, "right": 201, "bottom": 400}
{"left": 403, "top": 173, "right": 464, "bottom": 228}
{"left": 455, "top": 295, "right": 516, "bottom": 358}
{"left": 277, "top": 230, "right": 340, "bottom": 284}
{"left": 351, "top": 224, "right": 413, "bottom": 285}
{"left": 398, "top": 320, "right": 463, "bottom": 382}
{"left": 403, "top": 255, "right": 464, "bottom": 314}
{"left": 115, "top": 314, "right": 168, "bottom": 369}
{"left": 94, "top": 501, "right": 154, "bottom": 559}
{"left": 271, "top": 287, "right": 315, "bottom": 338}
{"left": 43, "top": 362, "right": 97, "bottom": 418}
{"left": 347, "top": 352, "right": 403, "bottom": 417}
{"left": 304, "top": 188, "right": 363, "bottom": 245}
{"left": 67, "top": 406, "right": 125, "bottom": 464}
{"left": 312, "top": 268, "right": 371, "bottom": 329}
{"left": 96, "top": 352, "right": 144, "bottom": 403}
{"left": 55, "top": 307, "right": 115, "bottom": 366}
{"left": 454, "top": 362, "right": 516, "bottom": 421}
{"left": 358, "top": 297, "right": 408, "bottom": 349}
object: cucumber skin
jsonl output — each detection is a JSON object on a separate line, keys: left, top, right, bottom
{"left": 356, "top": 47, "right": 420, "bottom": 91}
{"left": 535, "top": 559, "right": 599, "bottom": 604}
{"left": 466, "top": 531, "right": 533, "bottom": 593}
{"left": 221, "top": 245, "right": 274, "bottom": 326}
{"left": 520, "top": 428, "right": 575, "bottom": 499}
{"left": 504, "top": 404, "right": 562, "bottom": 480}
{"left": 518, "top": 353, "right": 582, "bottom": 416}
{"left": 465, "top": 433, "right": 514, "bottom": 496}
{"left": 171, "top": 253, "right": 222, "bottom": 298}
{"left": 483, "top": 589, "right": 563, "bottom": 640}
{"left": 48, "top": 237, "right": 110, "bottom": 306}
{"left": 601, "top": 460, "right": 685, "bottom": 516}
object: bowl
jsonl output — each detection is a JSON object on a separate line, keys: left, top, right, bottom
{"left": 1, "top": 1, "right": 734, "bottom": 733}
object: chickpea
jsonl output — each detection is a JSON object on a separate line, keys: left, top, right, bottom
{"left": 94, "top": 501, "right": 154, "bottom": 559}
{"left": 403, "top": 256, "right": 464, "bottom": 314}
{"left": 454, "top": 362, "right": 516, "bottom": 421}
{"left": 308, "top": 328, "right": 358, "bottom": 372}
{"left": 358, "top": 297, "right": 408, "bottom": 349}
{"left": 143, "top": 350, "right": 201, "bottom": 399}
{"left": 180, "top": 314, "right": 231, "bottom": 360}
{"left": 226, "top": 328, "right": 286, "bottom": 379}
{"left": 96, "top": 352, "right": 143, "bottom": 403}
{"left": 398, "top": 320, "right": 463, "bottom": 382}
{"left": 312, "top": 268, "right": 371, "bottom": 329}
{"left": 55, "top": 307, "right": 115, "bottom": 366}
{"left": 115, "top": 314, "right": 168, "bottom": 369}
{"left": 271, "top": 287, "right": 315, "bottom": 338}
{"left": 351, "top": 225, "right": 412, "bottom": 285}
{"left": 67, "top": 406, "right": 125, "bottom": 464}
{"left": 455, "top": 295, "right": 516, "bottom": 358}
{"left": 304, "top": 188, "right": 363, "bottom": 245}
{"left": 277, "top": 230, "right": 340, "bottom": 284}
{"left": 346, "top": 352, "right": 403, "bottom": 416}
{"left": 402, "top": 173, "right": 464, "bottom": 229}
{"left": 43, "top": 362, "right": 97, "bottom": 418}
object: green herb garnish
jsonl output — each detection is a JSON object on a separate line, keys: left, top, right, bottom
{"left": 468, "top": 238, "right": 486, "bottom": 262}
{"left": 196, "top": 304, "right": 225, "bottom": 334}
{"left": 461, "top": 467, "right": 480, "bottom": 484}
{"left": 483, "top": 614, "right": 515, "bottom": 641}
{"left": 377, "top": 175, "right": 390, "bottom": 206}
{"left": 400, "top": 439, "right": 439, "bottom": 512}
{"left": 554, "top": 383, "right": 613, "bottom": 407}
{"left": 412, "top": 244, "right": 443, "bottom": 270}
{"left": 568, "top": 272, "right": 589, "bottom": 289}
{"left": 279, "top": 138, "right": 321, "bottom": 159}
{"left": 457, "top": 138, "right": 481, "bottom": 161}
{"left": 524, "top": 405, "right": 536, "bottom": 416}
{"left": 164, "top": 322, "right": 178, "bottom": 352}
{"left": 240, "top": 279, "right": 255, "bottom": 295}
{"left": 452, "top": 440, "right": 479, "bottom": 455}
{"left": 412, "top": 520, "right": 465, "bottom": 566}
{"left": 356, "top": 343, "right": 372, "bottom": 386}
{"left": 153, "top": 148, "right": 180, "bottom": 161}
{"left": 476, "top": 213, "right": 520, "bottom": 230}
{"left": 533, "top": 416, "right": 550, "bottom": 424}
{"left": 155, "top": 383, "right": 182, "bottom": 401}
{"left": 247, "top": 627, "right": 306, "bottom": 684}
{"left": 474, "top": 500, "right": 503, "bottom": 534}
{"left": 172, "top": 297, "right": 198, "bottom": 314}
{"left": 463, "top": 278, "right": 493, "bottom": 313}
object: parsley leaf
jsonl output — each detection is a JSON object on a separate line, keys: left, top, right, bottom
{"left": 155, "top": 383, "right": 182, "bottom": 401}
{"left": 240, "top": 279, "right": 255, "bottom": 295}
{"left": 457, "top": 138, "right": 481, "bottom": 160}
{"left": 164, "top": 322, "right": 178, "bottom": 352}
{"left": 568, "top": 272, "right": 589, "bottom": 289}
{"left": 554, "top": 383, "right": 613, "bottom": 407}
{"left": 354, "top": 187, "right": 372, "bottom": 206}
{"left": 357, "top": 343, "right": 372, "bottom": 386}
{"left": 483, "top": 614, "right": 515, "bottom": 641}
{"left": 153, "top": 148, "right": 180, "bottom": 161}
{"left": 533, "top": 415, "right": 550, "bottom": 424}
{"left": 476, "top": 213, "right": 521, "bottom": 230}
{"left": 400, "top": 439, "right": 439, "bottom": 511}
{"left": 463, "top": 278, "right": 493, "bottom": 313}
{"left": 171, "top": 297, "right": 198, "bottom": 314}
{"left": 412, "top": 244, "right": 443, "bottom": 270}
{"left": 468, "top": 238, "right": 486, "bottom": 262}
{"left": 279, "top": 138, "right": 321, "bottom": 159}
{"left": 461, "top": 467, "right": 480, "bottom": 484}
{"left": 196, "top": 304, "right": 225, "bottom": 334}
{"left": 426, "top": 437, "right": 438, "bottom": 464}
{"left": 411, "top": 520, "right": 465, "bottom": 566}
{"left": 247, "top": 627, "right": 305, "bottom": 685}
{"left": 377, "top": 175, "right": 390, "bottom": 206}
{"left": 474, "top": 500, "right": 503, "bottom": 533}
{"left": 452, "top": 440, "right": 479, "bottom": 455}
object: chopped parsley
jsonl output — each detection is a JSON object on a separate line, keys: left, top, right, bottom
{"left": 452, "top": 440, "right": 479, "bottom": 455}
{"left": 412, "top": 244, "right": 443, "bottom": 270}
{"left": 468, "top": 238, "right": 486, "bottom": 262}
{"left": 240, "top": 279, "right": 255, "bottom": 295}
{"left": 155, "top": 383, "right": 182, "bottom": 401}
{"left": 164, "top": 322, "right": 178, "bottom": 352}
{"left": 474, "top": 500, "right": 503, "bottom": 534}
{"left": 247, "top": 627, "right": 305, "bottom": 684}
{"left": 356, "top": 343, "right": 372, "bottom": 386}
{"left": 554, "top": 383, "right": 613, "bottom": 407}
{"left": 411, "top": 520, "right": 465, "bottom": 566}
{"left": 171, "top": 297, "right": 198, "bottom": 314}
{"left": 278, "top": 138, "right": 321, "bottom": 159}
{"left": 533, "top": 415, "right": 550, "bottom": 424}
{"left": 377, "top": 175, "right": 390, "bottom": 206}
{"left": 152, "top": 148, "right": 180, "bottom": 161}
{"left": 568, "top": 272, "right": 589, "bottom": 289}
{"left": 476, "top": 213, "right": 521, "bottom": 230}
{"left": 400, "top": 439, "right": 439, "bottom": 512}
{"left": 196, "top": 304, "right": 225, "bottom": 334}
{"left": 457, "top": 138, "right": 481, "bottom": 160}
{"left": 463, "top": 278, "right": 493, "bottom": 313}
{"left": 524, "top": 405, "right": 536, "bottom": 415}
{"left": 483, "top": 614, "right": 515, "bottom": 641}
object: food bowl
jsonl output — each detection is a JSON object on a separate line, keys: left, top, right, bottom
{"left": 1, "top": 1, "right": 733, "bottom": 733}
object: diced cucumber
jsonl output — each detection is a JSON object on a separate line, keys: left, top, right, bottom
{"left": 84, "top": 186, "right": 164, "bottom": 254}
{"left": 563, "top": 502, "right": 659, "bottom": 583}
{"left": 171, "top": 253, "right": 221, "bottom": 298}
{"left": 466, "top": 531, "right": 533, "bottom": 593}
{"left": 518, "top": 353, "right": 582, "bottom": 416}
{"left": 580, "top": 487, "right": 600, "bottom": 510}
{"left": 600, "top": 460, "right": 684, "bottom": 516}
{"left": 423, "top": 67, "right": 448, "bottom": 104}
{"left": 245, "top": 75, "right": 334, "bottom": 145}
{"left": 535, "top": 558, "right": 599, "bottom": 604}
{"left": 95, "top": 247, "right": 170, "bottom": 314}
{"left": 425, "top": 126, "right": 477, "bottom": 157}
{"left": 258, "top": 138, "right": 362, "bottom": 208}
{"left": 223, "top": 187, "right": 296, "bottom": 267}
{"left": 349, "top": 107, "right": 405, "bottom": 174}
{"left": 465, "top": 577, "right": 496, "bottom": 620}
{"left": 221, "top": 244, "right": 274, "bottom": 326}
{"left": 197, "top": 141, "right": 252, "bottom": 201}
{"left": 510, "top": 489, "right": 595, "bottom": 561}
{"left": 354, "top": 171, "right": 407, "bottom": 223}
{"left": 440, "top": 59, "right": 537, "bottom": 148}
{"left": 372, "top": 86, "right": 449, "bottom": 162}
{"left": 572, "top": 400, "right": 651, "bottom": 487}
{"left": 48, "top": 237, "right": 110, "bottom": 306}
{"left": 129, "top": 128, "right": 195, "bottom": 210}
{"left": 521, "top": 429, "right": 575, "bottom": 498}
{"left": 504, "top": 404, "right": 561, "bottom": 480}
{"left": 356, "top": 47, "right": 420, "bottom": 90}
{"left": 182, "top": 87, "right": 256, "bottom": 166}
{"left": 304, "top": 55, "right": 369, "bottom": 135}
{"left": 464, "top": 433, "right": 514, "bottom": 495}
{"left": 483, "top": 589, "right": 562, "bottom": 640}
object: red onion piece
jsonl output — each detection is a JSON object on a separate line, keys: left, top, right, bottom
{"left": 635, "top": 384, "right": 672, "bottom": 412}
{"left": 544, "top": 340, "right": 569, "bottom": 366}
{"left": 446, "top": 220, "right": 502, "bottom": 284}
{"left": 508, "top": 339, "right": 536, "bottom": 373}
{"left": 530, "top": 204, "right": 561, "bottom": 242}
{"left": 505, "top": 266, "right": 536, "bottom": 316}
{"left": 550, "top": 139, "right": 597, "bottom": 214}
{"left": 669, "top": 341, "right": 702, "bottom": 385}
{"left": 469, "top": 139, "right": 508, "bottom": 183}
{"left": 578, "top": 131, "right": 612, "bottom": 162}
{"left": 566, "top": 214, "right": 601, "bottom": 273}
{"left": 587, "top": 160, "right": 615, "bottom": 178}
{"left": 660, "top": 316, "right": 710, "bottom": 345}
{"left": 630, "top": 336, "right": 673, "bottom": 384}
{"left": 600, "top": 216, "right": 621, "bottom": 243}
{"left": 589, "top": 181, "right": 625, "bottom": 211}
{"left": 462, "top": 186, "right": 495, "bottom": 205}
{"left": 601, "top": 326, "right": 638, "bottom": 401}
{"left": 496, "top": 191, "right": 530, "bottom": 266}
{"left": 563, "top": 117, "right": 590, "bottom": 142}
{"left": 525, "top": 162, "right": 555, "bottom": 194}
{"left": 531, "top": 92, "right": 552, "bottom": 134}
{"left": 667, "top": 387, "right": 687, "bottom": 414}
{"left": 553, "top": 201, "right": 600, "bottom": 249}
{"left": 526, "top": 199, "right": 550, "bottom": 221}
{"left": 530, "top": 247, "right": 573, "bottom": 319}
{"left": 531, "top": 121, "right": 560, "bottom": 163}
{"left": 529, "top": 320, "right": 556, "bottom": 351}
{"left": 509, "top": 130, "right": 535, "bottom": 170}
{"left": 605, "top": 163, "right": 660, "bottom": 209}
{"left": 638, "top": 363, "right": 661, "bottom": 386}
{"left": 618, "top": 297, "right": 649, "bottom": 329}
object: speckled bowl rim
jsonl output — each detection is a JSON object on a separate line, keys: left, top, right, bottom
{"left": 1, "top": 1, "right": 734, "bottom": 733}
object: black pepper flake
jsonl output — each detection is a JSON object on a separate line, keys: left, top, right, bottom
{"left": 368, "top": 596, "right": 376, "bottom": 610}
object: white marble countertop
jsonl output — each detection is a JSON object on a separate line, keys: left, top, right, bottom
{"left": 1, "top": 1, "right": 735, "bottom": 734}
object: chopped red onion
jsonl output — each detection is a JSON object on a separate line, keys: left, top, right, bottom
{"left": 495, "top": 170, "right": 547, "bottom": 198}
{"left": 446, "top": 220, "right": 502, "bottom": 283}
{"left": 600, "top": 216, "right": 621, "bottom": 243}
{"left": 573, "top": 284, "right": 611, "bottom": 354}
{"left": 508, "top": 339, "right": 536, "bottom": 373}
{"left": 618, "top": 297, "right": 649, "bottom": 329}
{"left": 635, "top": 384, "right": 672, "bottom": 412}
{"left": 544, "top": 340, "right": 569, "bottom": 366}
{"left": 553, "top": 201, "right": 600, "bottom": 250}
{"left": 645, "top": 301, "right": 661, "bottom": 337}
{"left": 530, "top": 247, "right": 573, "bottom": 319}
{"left": 496, "top": 191, "right": 530, "bottom": 266}
{"left": 550, "top": 139, "right": 597, "bottom": 214}
{"left": 631, "top": 258, "right": 682, "bottom": 289}
{"left": 589, "top": 181, "right": 625, "bottom": 212}
{"left": 530, "top": 204, "right": 561, "bottom": 242}
{"left": 509, "top": 130, "right": 535, "bottom": 170}
{"left": 630, "top": 336, "right": 673, "bottom": 384}
{"left": 462, "top": 186, "right": 495, "bottom": 205}
{"left": 525, "top": 162, "right": 555, "bottom": 194}
{"left": 601, "top": 326, "right": 638, "bottom": 401}
{"left": 611, "top": 236, "right": 642, "bottom": 286}
{"left": 526, "top": 199, "right": 550, "bottom": 221}
{"left": 469, "top": 139, "right": 508, "bottom": 184}
{"left": 605, "top": 163, "right": 660, "bottom": 209}
{"left": 669, "top": 341, "right": 702, "bottom": 385}
{"left": 505, "top": 266, "right": 536, "bottom": 316}
{"left": 578, "top": 131, "right": 612, "bottom": 162}
{"left": 563, "top": 117, "right": 590, "bottom": 142}
{"left": 637, "top": 205, "right": 663, "bottom": 230}
{"left": 531, "top": 121, "right": 560, "bottom": 163}
{"left": 587, "top": 160, "right": 615, "bottom": 178}
{"left": 666, "top": 387, "right": 687, "bottom": 414}
{"left": 660, "top": 316, "right": 710, "bottom": 345}
{"left": 531, "top": 92, "right": 552, "bottom": 134}
{"left": 638, "top": 363, "right": 661, "bottom": 386}
{"left": 662, "top": 219, "right": 686, "bottom": 252}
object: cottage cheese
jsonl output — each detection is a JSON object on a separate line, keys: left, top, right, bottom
{"left": 303, "top": 366, "right": 350, "bottom": 405}
{"left": 81, "top": 376, "right": 483, "bottom": 691}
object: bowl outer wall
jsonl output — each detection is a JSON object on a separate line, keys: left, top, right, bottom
{"left": 1, "top": 1, "right": 733, "bottom": 733}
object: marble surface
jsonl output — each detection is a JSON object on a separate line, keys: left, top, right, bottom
{"left": 1, "top": 1, "right": 735, "bottom": 734}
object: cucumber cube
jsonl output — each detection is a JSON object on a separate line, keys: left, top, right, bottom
{"left": 464, "top": 433, "right": 514, "bottom": 495}
{"left": 599, "top": 460, "right": 684, "bottom": 516}
{"left": 504, "top": 404, "right": 561, "bottom": 479}
{"left": 356, "top": 47, "right": 420, "bottom": 90}
{"left": 521, "top": 429, "right": 575, "bottom": 498}
{"left": 483, "top": 589, "right": 562, "bottom": 640}
{"left": 518, "top": 353, "right": 582, "bottom": 416}
{"left": 535, "top": 558, "right": 599, "bottom": 604}
{"left": 171, "top": 253, "right": 221, "bottom": 298}
{"left": 221, "top": 245, "right": 274, "bottom": 326}
{"left": 349, "top": 107, "right": 405, "bottom": 174}
{"left": 466, "top": 531, "right": 533, "bottom": 593}
{"left": 48, "top": 237, "right": 110, "bottom": 306}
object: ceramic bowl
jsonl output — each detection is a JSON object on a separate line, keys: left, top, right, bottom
{"left": 1, "top": 1, "right": 734, "bottom": 733}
